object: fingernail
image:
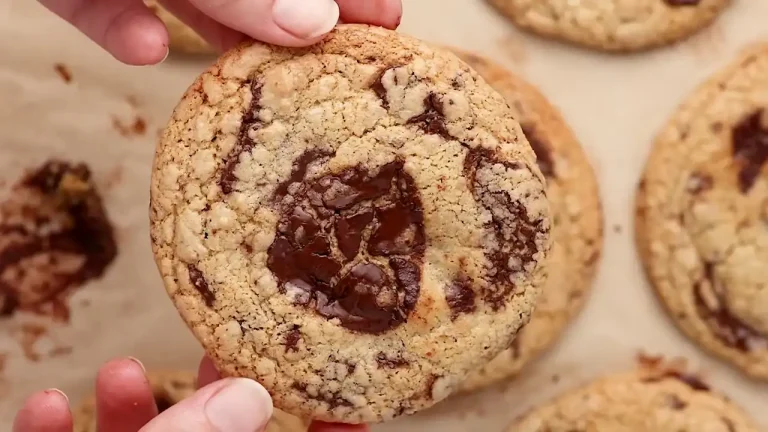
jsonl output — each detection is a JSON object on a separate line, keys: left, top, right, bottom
{"left": 127, "top": 356, "right": 146, "bottom": 373}
{"left": 160, "top": 45, "right": 170, "bottom": 63}
{"left": 45, "top": 388, "right": 69, "bottom": 403}
{"left": 272, "top": 0, "right": 339, "bottom": 39}
{"left": 205, "top": 378, "right": 273, "bottom": 432}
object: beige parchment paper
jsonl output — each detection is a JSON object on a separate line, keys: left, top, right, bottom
{"left": 0, "top": 0, "right": 767, "bottom": 430}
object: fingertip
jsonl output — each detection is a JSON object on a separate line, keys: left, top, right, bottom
{"left": 309, "top": 421, "right": 370, "bottom": 432}
{"left": 105, "top": 8, "right": 169, "bottom": 65}
{"left": 336, "top": 0, "right": 402, "bottom": 29}
{"left": 13, "top": 389, "right": 72, "bottom": 432}
{"left": 96, "top": 357, "right": 157, "bottom": 430}
{"left": 197, "top": 356, "right": 222, "bottom": 389}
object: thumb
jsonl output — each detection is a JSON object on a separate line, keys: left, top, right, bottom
{"left": 140, "top": 377, "right": 273, "bottom": 432}
{"left": 185, "top": 0, "right": 340, "bottom": 47}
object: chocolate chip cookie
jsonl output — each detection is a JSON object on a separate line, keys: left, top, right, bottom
{"left": 635, "top": 44, "right": 768, "bottom": 380}
{"left": 145, "top": 0, "right": 213, "bottom": 55}
{"left": 508, "top": 364, "right": 760, "bottom": 431}
{"left": 488, "top": 0, "right": 732, "bottom": 52}
{"left": 72, "top": 370, "right": 309, "bottom": 432}
{"left": 451, "top": 51, "right": 602, "bottom": 393}
{"left": 149, "top": 24, "right": 551, "bottom": 423}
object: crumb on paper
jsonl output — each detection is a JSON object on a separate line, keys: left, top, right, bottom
{"left": 125, "top": 95, "right": 140, "bottom": 108}
{"left": 49, "top": 345, "right": 73, "bottom": 357}
{"left": 613, "top": 224, "right": 622, "bottom": 234}
{"left": 496, "top": 34, "right": 528, "bottom": 66}
{"left": 551, "top": 374, "right": 560, "bottom": 384}
{"left": 112, "top": 115, "right": 147, "bottom": 138}
{"left": 53, "top": 63, "right": 72, "bottom": 84}
{"left": 16, "top": 323, "right": 47, "bottom": 362}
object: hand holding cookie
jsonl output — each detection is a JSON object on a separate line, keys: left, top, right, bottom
{"left": 37, "top": 0, "right": 403, "bottom": 65}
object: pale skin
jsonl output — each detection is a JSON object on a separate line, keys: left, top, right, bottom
{"left": 17, "top": 0, "right": 402, "bottom": 430}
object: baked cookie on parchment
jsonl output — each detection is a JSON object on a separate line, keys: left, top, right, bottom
{"left": 145, "top": 0, "right": 214, "bottom": 55}
{"left": 72, "top": 370, "right": 309, "bottom": 432}
{"left": 487, "top": 0, "right": 732, "bottom": 52}
{"left": 508, "top": 362, "right": 760, "bottom": 431}
{"left": 451, "top": 50, "right": 602, "bottom": 393}
{"left": 635, "top": 44, "right": 768, "bottom": 380}
{"left": 149, "top": 24, "right": 551, "bottom": 423}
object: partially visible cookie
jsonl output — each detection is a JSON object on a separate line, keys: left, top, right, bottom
{"left": 145, "top": 0, "right": 214, "bottom": 55}
{"left": 487, "top": 0, "right": 732, "bottom": 52}
{"left": 635, "top": 44, "right": 768, "bottom": 380}
{"left": 150, "top": 24, "right": 551, "bottom": 423}
{"left": 508, "top": 363, "right": 760, "bottom": 431}
{"left": 71, "top": 370, "right": 309, "bottom": 432}
{"left": 451, "top": 51, "right": 602, "bottom": 392}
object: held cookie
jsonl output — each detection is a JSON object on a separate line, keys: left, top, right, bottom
{"left": 451, "top": 51, "right": 602, "bottom": 392}
{"left": 149, "top": 24, "right": 551, "bottom": 423}
{"left": 488, "top": 0, "right": 732, "bottom": 52}
{"left": 72, "top": 370, "right": 309, "bottom": 432}
{"left": 509, "top": 366, "right": 760, "bottom": 431}
{"left": 145, "top": 0, "right": 214, "bottom": 55}
{"left": 635, "top": 45, "right": 768, "bottom": 379}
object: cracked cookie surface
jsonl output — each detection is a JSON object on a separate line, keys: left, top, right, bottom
{"left": 508, "top": 366, "right": 760, "bottom": 431}
{"left": 145, "top": 0, "right": 213, "bottom": 55}
{"left": 149, "top": 24, "right": 551, "bottom": 423}
{"left": 72, "top": 370, "right": 309, "bottom": 432}
{"left": 488, "top": 0, "right": 732, "bottom": 52}
{"left": 451, "top": 50, "right": 602, "bottom": 393}
{"left": 635, "top": 44, "right": 768, "bottom": 380}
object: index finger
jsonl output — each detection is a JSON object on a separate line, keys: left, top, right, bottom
{"left": 336, "top": 0, "right": 402, "bottom": 29}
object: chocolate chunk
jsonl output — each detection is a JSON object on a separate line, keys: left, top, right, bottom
{"left": 444, "top": 275, "right": 476, "bottom": 319}
{"left": 154, "top": 395, "right": 174, "bottom": 413}
{"left": 522, "top": 125, "right": 555, "bottom": 178}
{"left": 463, "top": 147, "right": 547, "bottom": 310}
{"left": 219, "top": 81, "right": 263, "bottom": 195}
{"left": 693, "top": 262, "right": 766, "bottom": 351}
{"left": 187, "top": 265, "right": 215, "bottom": 307}
{"left": 376, "top": 352, "right": 409, "bottom": 369}
{"left": 664, "top": 0, "right": 701, "bottom": 5}
{"left": 0, "top": 161, "right": 117, "bottom": 321}
{"left": 407, "top": 93, "right": 454, "bottom": 140}
{"left": 732, "top": 109, "right": 768, "bottom": 193}
{"left": 371, "top": 68, "right": 391, "bottom": 109}
{"left": 284, "top": 325, "right": 302, "bottom": 352}
{"left": 686, "top": 172, "right": 714, "bottom": 195}
{"left": 267, "top": 152, "right": 426, "bottom": 334}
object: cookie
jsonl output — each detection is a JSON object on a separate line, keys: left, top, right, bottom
{"left": 451, "top": 51, "right": 602, "bottom": 393}
{"left": 71, "top": 370, "right": 309, "bottom": 432}
{"left": 145, "top": 0, "right": 214, "bottom": 55}
{"left": 635, "top": 44, "right": 768, "bottom": 380}
{"left": 508, "top": 363, "right": 760, "bottom": 431}
{"left": 0, "top": 160, "right": 117, "bottom": 320}
{"left": 149, "top": 24, "right": 551, "bottom": 423}
{"left": 487, "top": 0, "right": 732, "bottom": 52}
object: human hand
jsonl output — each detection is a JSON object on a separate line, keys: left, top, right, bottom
{"left": 37, "top": 0, "right": 403, "bottom": 65}
{"left": 13, "top": 356, "right": 368, "bottom": 432}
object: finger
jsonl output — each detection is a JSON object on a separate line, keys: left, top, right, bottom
{"left": 96, "top": 358, "right": 157, "bottom": 432}
{"left": 38, "top": 0, "right": 168, "bottom": 65}
{"left": 197, "top": 355, "right": 222, "bottom": 389}
{"left": 158, "top": 0, "right": 248, "bottom": 52}
{"left": 336, "top": 0, "right": 402, "bottom": 29}
{"left": 309, "top": 422, "right": 370, "bottom": 432}
{"left": 140, "top": 377, "right": 273, "bottom": 432}
{"left": 184, "top": 0, "right": 339, "bottom": 47}
{"left": 12, "top": 389, "right": 72, "bottom": 432}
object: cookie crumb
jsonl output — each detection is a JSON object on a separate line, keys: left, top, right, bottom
{"left": 16, "top": 323, "right": 47, "bottom": 362}
{"left": 53, "top": 63, "right": 72, "bottom": 84}
{"left": 551, "top": 374, "right": 560, "bottom": 383}
{"left": 49, "top": 346, "right": 73, "bottom": 357}
{"left": 112, "top": 115, "right": 148, "bottom": 137}
{"left": 612, "top": 224, "right": 622, "bottom": 234}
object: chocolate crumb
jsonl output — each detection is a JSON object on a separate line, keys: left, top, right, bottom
{"left": 53, "top": 63, "right": 72, "bottom": 83}
{"left": 112, "top": 115, "right": 147, "bottom": 138}
{"left": 187, "top": 265, "right": 215, "bottom": 307}
{"left": 284, "top": 325, "right": 302, "bottom": 353}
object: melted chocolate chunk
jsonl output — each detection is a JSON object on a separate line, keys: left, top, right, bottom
{"left": 371, "top": 68, "right": 391, "bottom": 109}
{"left": 664, "top": 0, "right": 701, "bottom": 5}
{"left": 154, "top": 395, "right": 174, "bottom": 413}
{"left": 267, "top": 153, "right": 426, "bottom": 334}
{"left": 407, "top": 93, "right": 454, "bottom": 140}
{"left": 522, "top": 125, "right": 555, "bottom": 178}
{"left": 187, "top": 265, "right": 215, "bottom": 307}
{"left": 284, "top": 325, "right": 302, "bottom": 352}
{"left": 693, "top": 262, "right": 766, "bottom": 351}
{"left": 376, "top": 352, "right": 409, "bottom": 369}
{"left": 463, "top": 147, "right": 547, "bottom": 310}
{"left": 219, "top": 81, "right": 263, "bottom": 195}
{"left": 0, "top": 161, "right": 117, "bottom": 321}
{"left": 645, "top": 370, "right": 711, "bottom": 391}
{"left": 732, "top": 109, "right": 768, "bottom": 193}
{"left": 444, "top": 275, "right": 476, "bottom": 319}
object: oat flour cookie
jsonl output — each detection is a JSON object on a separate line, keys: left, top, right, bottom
{"left": 149, "top": 24, "right": 551, "bottom": 423}
{"left": 451, "top": 51, "right": 602, "bottom": 392}
{"left": 145, "top": 0, "right": 214, "bottom": 55}
{"left": 635, "top": 44, "right": 768, "bottom": 380}
{"left": 487, "top": 0, "right": 732, "bottom": 52}
{"left": 72, "top": 370, "right": 309, "bottom": 432}
{"left": 508, "top": 365, "right": 760, "bottom": 431}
